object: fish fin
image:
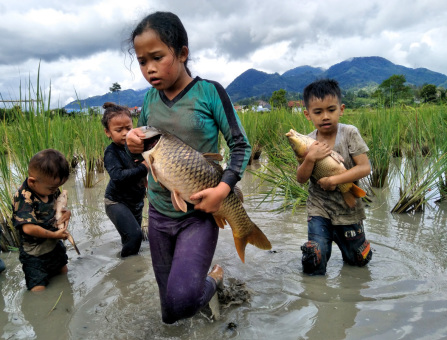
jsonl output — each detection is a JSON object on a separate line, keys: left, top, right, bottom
{"left": 203, "top": 153, "right": 223, "bottom": 161}
{"left": 233, "top": 237, "right": 248, "bottom": 263}
{"left": 147, "top": 155, "right": 158, "bottom": 182}
{"left": 171, "top": 190, "right": 187, "bottom": 212}
{"left": 350, "top": 183, "right": 367, "bottom": 198}
{"left": 342, "top": 192, "right": 357, "bottom": 208}
{"left": 213, "top": 216, "right": 226, "bottom": 229}
{"left": 233, "top": 223, "right": 272, "bottom": 263}
{"left": 233, "top": 185, "right": 244, "bottom": 203}
{"left": 247, "top": 224, "right": 272, "bottom": 250}
{"left": 329, "top": 151, "right": 345, "bottom": 164}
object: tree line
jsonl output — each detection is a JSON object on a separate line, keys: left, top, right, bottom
{"left": 238, "top": 74, "right": 446, "bottom": 109}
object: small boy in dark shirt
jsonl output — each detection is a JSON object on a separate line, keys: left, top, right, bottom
{"left": 12, "top": 149, "right": 71, "bottom": 291}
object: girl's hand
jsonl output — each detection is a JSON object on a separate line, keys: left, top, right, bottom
{"left": 317, "top": 177, "right": 337, "bottom": 191}
{"left": 126, "top": 128, "right": 146, "bottom": 153}
{"left": 307, "top": 141, "right": 331, "bottom": 162}
{"left": 190, "top": 182, "right": 231, "bottom": 213}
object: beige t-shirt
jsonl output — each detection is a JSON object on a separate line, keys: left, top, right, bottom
{"left": 306, "top": 123, "right": 369, "bottom": 225}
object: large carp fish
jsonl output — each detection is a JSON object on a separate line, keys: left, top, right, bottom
{"left": 140, "top": 126, "right": 271, "bottom": 263}
{"left": 286, "top": 129, "right": 366, "bottom": 208}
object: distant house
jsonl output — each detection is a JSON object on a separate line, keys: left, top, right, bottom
{"left": 130, "top": 106, "right": 141, "bottom": 116}
{"left": 252, "top": 105, "right": 270, "bottom": 112}
{"left": 288, "top": 100, "right": 304, "bottom": 113}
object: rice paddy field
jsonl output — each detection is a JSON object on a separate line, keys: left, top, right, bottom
{"left": 1, "top": 89, "right": 447, "bottom": 339}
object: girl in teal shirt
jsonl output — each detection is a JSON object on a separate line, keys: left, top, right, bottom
{"left": 126, "top": 11, "right": 251, "bottom": 324}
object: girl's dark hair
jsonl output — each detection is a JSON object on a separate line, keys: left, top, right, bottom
{"left": 28, "top": 149, "right": 70, "bottom": 181}
{"left": 101, "top": 102, "right": 132, "bottom": 130}
{"left": 127, "top": 11, "right": 191, "bottom": 76}
{"left": 303, "top": 78, "right": 342, "bottom": 109}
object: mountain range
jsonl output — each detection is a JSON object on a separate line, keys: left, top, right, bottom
{"left": 64, "top": 56, "right": 447, "bottom": 109}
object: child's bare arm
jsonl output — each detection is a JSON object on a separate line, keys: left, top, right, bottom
{"left": 22, "top": 224, "right": 69, "bottom": 240}
{"left": 296, "top": 141, "right": 331, "bottom": 183}
{"left": 317, "top": 153, "right": 371, "bottom": 190}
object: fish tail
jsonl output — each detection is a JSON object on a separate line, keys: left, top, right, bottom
{"left": 233, "top": 224, "right": 272, "bottom": 263}
{"left": 233, "top": 237, "right": 248, "bottom": 263}
{"left": 247, "top": 224, "right": 272, "bottom": 250}
{"left": 350, "top": 183, "right": 367, "bottom": 198}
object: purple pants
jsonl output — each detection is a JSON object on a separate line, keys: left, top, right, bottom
{"left": 148, "top": 204, "right": 219, "bottom": 324}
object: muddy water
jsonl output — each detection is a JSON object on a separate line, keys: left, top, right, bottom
{"left": 1, "top": 162, "right": 447, "bottom": 340}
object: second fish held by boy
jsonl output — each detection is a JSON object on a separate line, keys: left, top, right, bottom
{"left": 286, "top": 129, "right": 367, "bottom": 208}
{"left": 140, "top": 126, "right": 271, "bottom": 263}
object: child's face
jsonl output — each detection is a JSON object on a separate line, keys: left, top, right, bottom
{"left": 105, "top": 114, "right": 133, "bottom": 146}
{"left": 28, "top": 175, "right": 66, "bottom": 199}
{"left": 134, "top": 29, "right": 189, "bottom": 96}
{"left": 304, "top": 95, "right": 345, "bottom": 135}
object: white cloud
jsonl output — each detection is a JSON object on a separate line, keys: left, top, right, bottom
{"left": 1, "top": 0, "right": 447, "bottom": 108}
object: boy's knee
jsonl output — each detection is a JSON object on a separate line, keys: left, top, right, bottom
{"left": 353, "top": 240, "right": 372, "bottom": 266}
{"left": 0, "top": 258, "right": 5, "bottom": 273}
{"left": 301, "top": 241, "right": 325, "bottom": 275}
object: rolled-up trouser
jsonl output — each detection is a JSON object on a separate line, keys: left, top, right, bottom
{"left": 0, "top": 258, "right": 5, "bottom": 273}
{"left": 148, "top": 204, "right": 219, "bottom": 324}
{"left": 105, "top": 201, "right": 143, "bottom": 257}
{"left": 302, "top": 216, "right": 372, "bottom": 275}
{"left": 19, "top": 241, "right": 68, "bottom": 290}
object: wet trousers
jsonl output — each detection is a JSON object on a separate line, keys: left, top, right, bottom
{"left": 148, "top": 204, "right": 219, "bottom": 324}
{"left": 302, "top": 216, "right": 372, "bottom": 275}
{"left": 105, "top": 201, "right": 143, "bottom": 257}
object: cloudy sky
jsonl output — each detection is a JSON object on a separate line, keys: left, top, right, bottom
{"left": 1, "top": 0, "right": 446, "bottom": 108}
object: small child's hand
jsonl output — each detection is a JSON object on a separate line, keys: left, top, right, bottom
{"left": 307, "top": 141, "right": 331, "bottom": 162}
{"left": 317, "top": 177, "right": 337, "bottom": 191}
{"left": 57, "top": 209, "right": 71, "bottom": 229}
{"left": 54, "top": 226, "right": 69, "bottom": 240}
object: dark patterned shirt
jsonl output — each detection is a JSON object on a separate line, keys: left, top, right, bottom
{"left": 12, "top": 179, "right": 60, "bottom": 256}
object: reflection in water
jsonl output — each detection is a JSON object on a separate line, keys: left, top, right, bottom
{"left": 0, "top": 165, "right": 447, "bottom": 339}
{"left": 300, "top": 265, "right": 373, "bottom": 340}
{"left": 21, "top": 274, "right": 74, "bottom": 340}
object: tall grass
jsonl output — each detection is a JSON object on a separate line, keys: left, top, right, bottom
{"left": 357, "top": 107, "right": 400, "bottom": 187}
{"left": 239, "top": 108, "right": 312, "bottom": 211}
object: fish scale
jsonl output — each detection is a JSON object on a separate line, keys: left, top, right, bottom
{"left": 141, "top": 126, "right": 272, "bottom": 262}
{"left": 285, "top": 128, "right": 367, "bottom": 208}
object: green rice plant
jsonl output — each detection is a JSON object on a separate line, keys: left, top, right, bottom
{"left": 391, "top": 152, "right": 447, "bottom": 213}
{"left": 238, "top": 111, "right": 262, "bottom": 163}
{"left": 73, "top": 114, "right": 107, "bottom": 188}
{"left": 0, "top": 145, "right": 21, "bottom": 251}
{"left": 437, "top": 171, "right": 447, "bottom": 203}
{"left": 364, "top": 107, "right": 399, "bottom": 187}
{"left": 239, "top": 107, "right": 314, "bottom": 164}
{"left": 249, "top": 128, "right": 308, "bottom": 212}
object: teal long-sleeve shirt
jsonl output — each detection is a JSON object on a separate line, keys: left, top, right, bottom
{"left": 138, "top": 77, "right": 252, "bottom": 218}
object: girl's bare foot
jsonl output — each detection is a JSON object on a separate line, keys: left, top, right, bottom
{"left": 208, "top": 264, "right": 224, "bottom": 289}
{"left": 31, "top": 285, "right": 46, "bottom": 292}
